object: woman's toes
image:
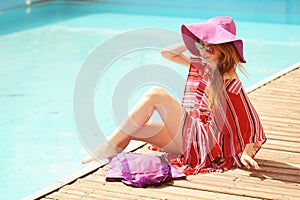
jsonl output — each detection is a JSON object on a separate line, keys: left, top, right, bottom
{"left": 81, "top": 156, "right": 95, "bottom": 164}
{"left": 81, "top": 142, "right": 122, "bottom": 164}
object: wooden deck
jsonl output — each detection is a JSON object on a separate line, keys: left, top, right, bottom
{"left": 34, "top": 65, "right": 300, "bottom": 200}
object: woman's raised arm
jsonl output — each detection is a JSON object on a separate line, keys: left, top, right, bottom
{"left": 160, "top": 43, "right": 190, "bottom": 67}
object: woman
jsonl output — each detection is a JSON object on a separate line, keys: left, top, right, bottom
{"left": 82, "top": 16, "right": 266, "bottom": 174}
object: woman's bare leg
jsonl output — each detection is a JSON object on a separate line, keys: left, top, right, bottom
{"left": 132, "top": 120, "right": 184, "bottom": 154}
{"left": 82, "top": 86, "right": 185, "bottom": 164}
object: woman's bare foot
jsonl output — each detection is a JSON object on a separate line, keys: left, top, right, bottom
{"left": 81, "top": 142, "right": 122, "bottom": 164}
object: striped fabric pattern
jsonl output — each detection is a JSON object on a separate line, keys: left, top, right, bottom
{"left": 181, "top": 56, "right": 212, "bottom": 121}
{"left": 172, "top": 58, "right": 266, "bottom": 175}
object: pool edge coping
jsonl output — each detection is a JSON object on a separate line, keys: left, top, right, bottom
{"left": 23, "top": 141, "right": 146, "bottom": 200}
{"left": 246, "top": 61, "right": 300, "bottom": 93}
{"left": 23, "top": 61, "right": 300, "bottom": 200}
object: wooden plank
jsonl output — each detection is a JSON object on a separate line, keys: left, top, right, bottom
{"left": 253, "top": 110, "right": 300, "bottom": 120}
{"left": 224, "top": 168, "right": 300, "bottom": 183}
{"left": 256, "top": 149, "right": 300, "bottom": 165}
{"left": 258, "top": 108, "right": 300, "bottom": 115}
{"left": 85, "top": 175, "right": 199, "bottom": 200}
{"left": 61, "top": 179, "right": 159, "bottom": 200}
{"left": 249, "top": 86, "right": 300, "bottom": 94}
{"left": 251, "top": 96, "right": 300, "bottom": 103}
{"left": 60, "top": 185, "right": 153, "bottom": 200}
{"left": 254, "top": 102, "right": 286, "bottom": 108}
{"left": 46, "top": 191, "right": 92, "bottom": 200}
{"left": 170, "top": 176, "right": 298, "bottom": 200}
{"left": 186, "top": 174, "right": 300, "bottom": 199}
{"left": 265, "top": 131, "right": 300, "bottom": 139}
{"left": 87, "top": 174, "right": 258, "bottom": 200}
{"left": 267, "top": 81, "right": 300, "bottom": 87}
{"left": 262, "top": 143, "right": 300, "bottom": 153}
{"left": 251, "top": 95, "right": 300, "bottom": 103}
{"left": 258, "top": 111, "right": 300, "bottom": 118}
{"left": 265, "top": 133, "right": 300, "bottom": 143}
{"left": 250, "top": 89, "right": 300, "bottom": 97}
{"left": 266, "top": 76, "right": 300, "bottom": 82}
{"left": 265, "top": 128, "right": 300, "bottom": 136}
{"left": 250, "top": 83, "right": 300, "bottom": 90}
{"left": 262, "top": 125, "right": 299, "bottom": 134}
{"left": 259, "top": 116, "right": 300, "bottom": 125}
{"left": 39, "top": 198, "right": 54, "bottom": 200}
{"left": 253, "top": 105, "right": 295, "bottom": 112}
{"left": 251, "top": 94, "right": 300, "bottom": 102}
{"left": 262, "top": 139, "right": 300, "bottom": 153}
{"left": 260, "top": 122, "right": 300, "bottom": 133}
{"left": 265, "top": 139, "right": 300, "bottom": 148}
{"left": 252, "top": 97, "right": 300, "bottom": 106}
{"left": 250, "top": 94, "right": 300, "bottom": 100}
{"left": 200, "top": 171, "right": 300, "bottom": 190}
{"left": 261, "top": 121, "right": 300, "bottom": 129}
{"left": 255, "top": 89, "right": 300, "bottom": 95}
{"left": 262, "top": 124, "right": 300, "bottom": 135}
{"left": 256, "top": 165, "right": 300, "bottom": 176}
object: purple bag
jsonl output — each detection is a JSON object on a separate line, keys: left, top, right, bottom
{"left": 105, "top": 152, "right": 186, "bottom": 188}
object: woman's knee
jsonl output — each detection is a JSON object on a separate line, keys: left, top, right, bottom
{"left": 144, "top": 86, "right": 169, "bottom": 102}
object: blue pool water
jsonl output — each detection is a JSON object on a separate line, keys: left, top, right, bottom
{"left": 1, "top": 1, "right": 300, "bottom": 199}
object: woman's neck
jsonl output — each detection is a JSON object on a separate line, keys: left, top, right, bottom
{"left": 223, "top": 69, "right": 239, "bottom": 80}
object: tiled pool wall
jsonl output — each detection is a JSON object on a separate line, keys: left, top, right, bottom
{"left": 101, "top": 0, "right": 300, "bottom": 25}
{"left": 0, "top": 0, "right": 39, "bottom": 10}
{"left": 2, "top": 0, "right": 300, "bottom": 25}
{"left": 102, "top": 0, "right": 300, "bottom": 13}
{"left": 2, "top": 0, "right": 300, "bottom": 14}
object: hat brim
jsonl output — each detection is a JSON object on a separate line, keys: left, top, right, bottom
{"left": 181, "top": 22, "right": 246, "bottom": 63}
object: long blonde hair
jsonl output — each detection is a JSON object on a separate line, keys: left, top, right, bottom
{"left": 209, "top": 42, "right": 247, "bottom": 107}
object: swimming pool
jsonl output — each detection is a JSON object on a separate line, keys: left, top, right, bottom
{"left": 1, "top": 1, "right": 300, "bottom": 199}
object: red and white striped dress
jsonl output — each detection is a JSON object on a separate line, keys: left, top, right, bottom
{"left": 172, "top": 57, "right": 266, "bottom": 175}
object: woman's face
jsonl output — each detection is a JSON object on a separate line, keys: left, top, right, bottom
{"left": 196, "top": 40, "right": 221, "bottom": 65}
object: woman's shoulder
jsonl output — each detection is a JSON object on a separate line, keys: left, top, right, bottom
{"left": 224, "top": 79, "right": 243, "bottom": 95}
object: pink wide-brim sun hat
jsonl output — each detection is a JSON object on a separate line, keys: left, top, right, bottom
{"left": 181, "top": 16, "right": 246, "bottom": 63}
